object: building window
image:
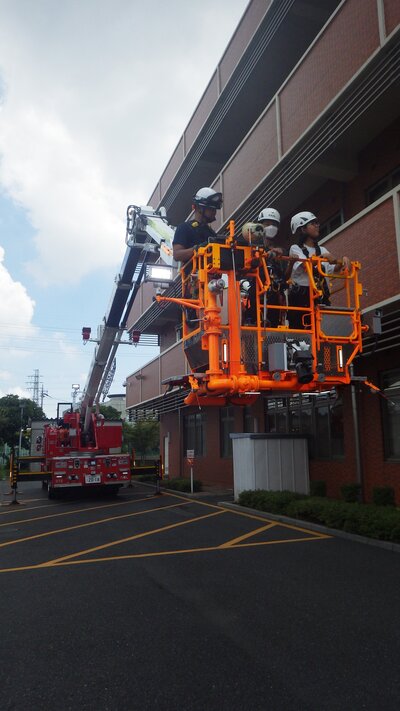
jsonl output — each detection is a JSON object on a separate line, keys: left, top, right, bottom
{"left": 264, "top": 391, "right": 344, "bottom": 460}
{"left": 220, "top": 406, "right": 235, "bottom": 458}
{"left": 381, "top": 369, "right": 400, "bottom": 461}
{"left": 243, "top": 406, "right": 257, "bottom": 433}
{"left": 183, "top": 412, "right": 206, "bottom": 456}
{"left": 366, "top": 166, "right": 400, "bottom": 205}
{"left": 319, "top": 211, "right": 344, "bottom": 239}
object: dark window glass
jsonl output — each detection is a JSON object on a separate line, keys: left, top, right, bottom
{"left": 183, "top": 412, "right": 205, "bottom": 456}
{"left": 266, "top": 413, "right": 276, "bottom": 433}
{"left": 330, "top": 399, "right": 345, "bottom": 457}
{"left": 289, "top": 408, "right": 301, "bottom": 434}
{"left": 315, "top": 405, "right": 330, "bottom": 459}
{"left": 243, "top": 406, "right": 256, "bottom": 433}
{"left": 263, "top": 391, "right": 343, "bottom": 460}
{"left": 276, "top": 410, "right": 288, "bottom": 434}
{"left": 220, "top": 406, "right": 235, "bottom": 458}
{"left": 319, "top": 211, "right": 344, "bottom": 239}
{"left": 381, "top": 369, "right": 400, "bottom": 460}
{"left": 366, "top": 166, "right": 400, "bottom": 205}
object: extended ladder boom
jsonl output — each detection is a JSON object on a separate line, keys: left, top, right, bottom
{"left": 80, "top": 205, "right": 176, "bottom": 432}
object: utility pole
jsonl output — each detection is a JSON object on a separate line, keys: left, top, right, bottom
{"left": 40, "top": 384, "right": 48, "bottom": 410}
{"left": 18, "top": 404, "right": 24, "bottom": 455}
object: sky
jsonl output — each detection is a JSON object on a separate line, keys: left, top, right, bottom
{"left": 0, "top": 0, "right": 248, "bottom": 418}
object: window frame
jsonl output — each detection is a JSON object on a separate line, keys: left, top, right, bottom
{"left": 183, "top": 411, "right": 206, "bottom": 457}
{"left": 380, "top": 368, "right": 400, "bottom": 462}
{"left": 220, "top": 406, "right": 235, "bottom": 458}
{"left": 264, "top": 391, "right": 344, "bottom": 461}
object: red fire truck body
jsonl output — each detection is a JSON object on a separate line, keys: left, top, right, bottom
{"left": 42, "top": 409, "right": 130, "bottom": 497}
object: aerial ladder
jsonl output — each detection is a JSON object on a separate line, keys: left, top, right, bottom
{"left": 10, "top": 206, "right": 176, "bottom": 499}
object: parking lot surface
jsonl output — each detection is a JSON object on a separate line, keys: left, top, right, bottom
{"left": 0, "top": 481, "right": 399, "bottom": 710}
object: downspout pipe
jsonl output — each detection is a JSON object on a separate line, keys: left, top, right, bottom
{"left": 349, "top": 364, "right": 363, "bottom": 499}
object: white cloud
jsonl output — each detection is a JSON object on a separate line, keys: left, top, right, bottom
{"left": 0, "top": 0, "right": 247, "bottom": 286}
{"left": 0, "top": 0, "right": 247, "bottom": 416}
{"left": 0, "top": 245, "right": 36, "bottom": 338}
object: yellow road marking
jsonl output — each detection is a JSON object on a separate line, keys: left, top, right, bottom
{"left": 0, "top": 503, "right": 62, "bottom": 515}
{"left": 0, "top": 534, "right": 329, "bottom": 574}
{"left": 0, "top": 500, "right": 192, "bottom": 549}
{"left": 42, "top": 509, "right": 224, "bottom": 565}
{"left": 219, "top": 522, "right": 277, "bottom": 547}
{"left": 162, "top": 491, "right": 331, "bottom": 536}
{"left": 0, "top": 495, "right": 155, "bottom": 528}
{"left": 233, "top": 534, "right": 331, "bottom": 547}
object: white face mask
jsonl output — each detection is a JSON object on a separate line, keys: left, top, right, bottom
{"left": 264, "top": 225, "right": 278, "bottom": 239}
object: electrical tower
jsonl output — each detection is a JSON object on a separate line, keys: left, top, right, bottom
{"left": 26, "top": 369, "right": 41, "bottom": 405}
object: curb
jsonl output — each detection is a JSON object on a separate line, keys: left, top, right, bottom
{"left": 219, "top": 502, "right": 400, "bottom": 554}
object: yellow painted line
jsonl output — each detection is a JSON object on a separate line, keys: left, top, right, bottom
{"left": 0, "top": 533, "right": 330, "bottom": 574}
{"left": 0, "top": 495, "right": 155, "bottom": 528}
{"left": 234, "top": 534, "right": 332, "bottom": 546}
{"left": 42, "top": 509, "right": 224, "bottom": 566}
{"left": 219, "top": 522, "right": 277, "bottom": 547}
{"left": 0, "top": 502, "right": 62, "bottom": 515}
{"left": 161, "top": 492, "right": 331, "bottom": 537}
{"left": 0, "top": 500, "right": 192, "bottom": 550}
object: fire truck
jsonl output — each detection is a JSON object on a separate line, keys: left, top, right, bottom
{"left": 11, "top": 205, "right": 176, "bottom": 499}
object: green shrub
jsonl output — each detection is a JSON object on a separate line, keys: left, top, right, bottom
{"left": 310, "top": 481, "right": 327, "bottom": 497}
{"left": 372, "top": 487, "right": 395, "bottom": 507}
{"left": 162, "top": 477, "right": 202, "bottom": 493}
{"left": 238, "top": 489, "right": 400, "bottom": 543}
{"left": 238, "top": 489, "right": 303, "bottom": 514}
{"left": 341, "top": 483, "right": 361, "bottom": 503}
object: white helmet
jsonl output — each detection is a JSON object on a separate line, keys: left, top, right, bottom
{"left": 193, "top": 187, "right": 223, "bottom": 209}
{"left": 291, "top": 211, "right": 317, "bottom": 234}
{"left": 257, "top": 207, "right": 280, "bottom": 224}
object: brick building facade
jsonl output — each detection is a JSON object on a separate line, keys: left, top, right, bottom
{"left": 125, "top": 0, "right": 400, "bottom": 501}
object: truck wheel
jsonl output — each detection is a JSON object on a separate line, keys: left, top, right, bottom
{"left": 48, "top": 485, "right": 54, "bottom": 500}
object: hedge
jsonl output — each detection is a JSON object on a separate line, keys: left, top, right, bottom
{"left": 162, "top": 477, "right": 202, "bottom": 493}
{"left": 237, "top": 490, "right": 400, "bottom": 543}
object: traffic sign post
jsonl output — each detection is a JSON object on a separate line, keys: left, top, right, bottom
{"left": 186, "top": 450, "right": 195, "bottom": 493}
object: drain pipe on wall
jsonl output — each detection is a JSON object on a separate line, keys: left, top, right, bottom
{"left": 349, "top": 364, "right": 364, "bottom": 497}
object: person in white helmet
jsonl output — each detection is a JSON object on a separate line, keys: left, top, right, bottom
{"left": 288, "top": 211, "right": 350, "bottom": 330}
{"left": 172, "top": 187, "right": 223, "bottom": 263}
{"left": 242, "top": 207, "right": 286, "bottom": 326}
{"left": 258, "top": 208, "right": 286, "bottom": 327}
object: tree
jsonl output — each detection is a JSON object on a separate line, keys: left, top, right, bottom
{"left": 98, "top": 404, "right": 121, "bottom": 420}
{"left": 123, "top": 419, "right": 159, "bottom": 460}
{"left": 0, "top": 395, "right": 46, "bottom": 447}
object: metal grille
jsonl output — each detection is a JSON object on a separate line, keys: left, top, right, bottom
{"left": 241, "top": 330, "right": 258, "bottom": 373}
{"left": 127, "top": 388, "right": 187, "bottom": 421}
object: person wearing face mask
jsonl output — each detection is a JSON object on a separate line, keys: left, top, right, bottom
{"left": 288, "top": 211, "right": 350, "bottom": 330}
{"left": 258, "top": 208, "right": 286, "bottom": 327}
{"left": 242, "top": 208, "right": 286, "bottom": 327}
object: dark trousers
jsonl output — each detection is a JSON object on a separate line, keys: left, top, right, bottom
{"left": 288, "top": 285, "right": 310, "bottom": 330}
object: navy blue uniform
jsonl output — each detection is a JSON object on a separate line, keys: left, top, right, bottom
{"left": 173, "top": 220, "right": 216, "bottom": 252}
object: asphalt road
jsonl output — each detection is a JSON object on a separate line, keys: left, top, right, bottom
{"left": 0, "top": 480, "right": 399, "bottom": 711}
